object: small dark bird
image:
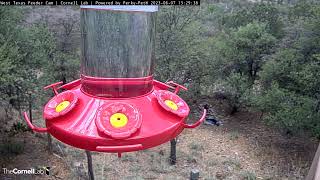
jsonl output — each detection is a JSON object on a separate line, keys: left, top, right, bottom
{"left": 203, "top": 104, "right": 223, "bottom": 126}
{"left": 204, "top": 117, "right": 223, "bottom": 126}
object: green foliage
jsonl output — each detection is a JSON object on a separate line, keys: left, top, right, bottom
{"left": 0, "top": 7, "right": 79, "bottom": 118}
{"left": 254, "top": 2, "right": 320, "bottom": 137}
{"left": 288, "top": 0, "right": 316, "bottom": 20}
{"left": 223, "top": 3, "right": 284, "bottom": 37}
{"left": 230, "top": 23, "right": 276, "bottom": 81}
{"left": 212, "top": 22, "right": 276, "bottom": 79}
{"left": 199, "top": 1, "right": 320, "bottom": 138}
{"left": 209, "top": 22, "right": 276, "bottom": 112}
{"left": 194, "top": 1, "right": 320, "bottom": 138}
{"left": 0, "top": 7, "right": 56, "bottom": 113}
{"left": 222, "top": 73, "right": 251, "bottom": 113}
{"left": 253, "top": 83, "right": 319, "bottom": 136}
{"left": 155, "top": 6, "right": 208, "bottom": 98}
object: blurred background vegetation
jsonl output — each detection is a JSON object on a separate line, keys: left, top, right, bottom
{"left": 0, "top": 0, "right": 320, "bottom": 140}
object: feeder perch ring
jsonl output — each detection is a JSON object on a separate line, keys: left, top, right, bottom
{"left": 43, "top": 91, "right": 78, "bottom": 120}
{"left": 95, "top": 102, "right": 142, "bottom": 139}
{"left": 156, "top": 90, "right": 190, "bottom": 118}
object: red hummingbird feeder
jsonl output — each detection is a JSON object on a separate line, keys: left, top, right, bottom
{"left": 23, "top": 6, "right": 206, "bottom": 157}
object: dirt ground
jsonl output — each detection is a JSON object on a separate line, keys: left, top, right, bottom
{"left": 0, "top": 98, "right": 318, "bottom": 180}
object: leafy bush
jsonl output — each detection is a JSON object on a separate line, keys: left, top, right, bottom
{"left": 252, "top": 3, "right": 320, "bottom": 137}
{"left": 253, "top": 83, "right": 320, "bottom": 136}
{"left": 209, "top": 22, "right": 276, "bottom": 113}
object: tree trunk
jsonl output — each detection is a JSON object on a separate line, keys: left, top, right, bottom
{"left": 230, "top": 106, "right": 238, "bottom": 115}
{"left": 169, "top": 138, "right": 177, "bottom": 165}
{"left": 259, "top": 112, "right": 264, "bottom": 121}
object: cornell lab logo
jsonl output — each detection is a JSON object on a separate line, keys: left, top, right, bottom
{"left": 2, "top": 167, "right": 50, "bottom": 175}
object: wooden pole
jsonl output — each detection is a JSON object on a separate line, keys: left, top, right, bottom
{"left": 169, "top": 138, "right": 177, "bottom": 165}
{"left": 306, "top": 143, "right": 320, "bottom": 180}
{"left": 86, "top": 150, "right": 95, "bottom": 180}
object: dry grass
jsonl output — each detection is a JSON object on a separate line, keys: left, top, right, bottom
{"left": 57, "top": 120, "right": 315, "bottom": 180}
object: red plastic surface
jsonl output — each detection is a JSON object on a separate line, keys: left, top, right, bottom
{"left": 43, "top": 91, "right": 78, "bottom": 120}
{"left": 166, "top": 81, "right": 188, "bottom": 94}
{"left": 23, "top": 78, "right": 206, "bottom": 154}
{"left": 23, "top": 112, "right": 48, "bottom": 133}
{"left": 81, "top": 75, "right": 153, "bottom": 98}
{"left": 183, "top": 109, "right": 207, "bottom": 128}
{"left": 156, "top": 90, "right": 190, "bottom": 117}
{"left": 44, "top": 81, "right": 63, "bottom": 95}
{"left": 96, "top": 102, "right": 142, "bottom": 139}
{"left": 59, "top": 79, "right": 81, "bottom": 90}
